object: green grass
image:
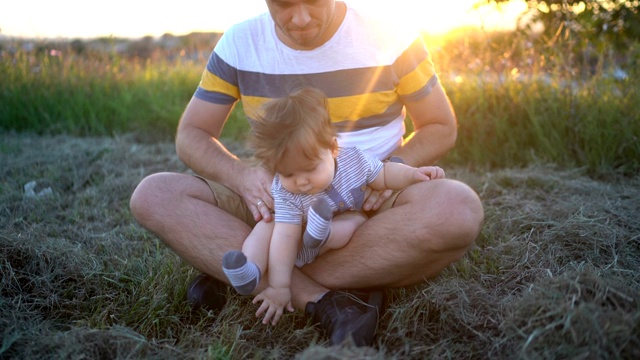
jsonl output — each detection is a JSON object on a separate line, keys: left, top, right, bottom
{"left": 0, "top": 37, "right": 640, "bottom": 176}
{"left": 424, "top": 30, "right": 640, "bottom": 177}
{"left": 439, "top": 73, "right": 640, "bottom": 177}
{"left": 1, "top": 134, "right": 638, "bottom": 359}
{"left": 0, "top": 50, "right": 249, "bottom": 143}
{"left": 1, "top": 31, "right": 640, "bottom": 358}
{"left": 2, "top": 34, "right": 639, "bottom": 176}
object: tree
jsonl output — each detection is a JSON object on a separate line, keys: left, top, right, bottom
{"left": 481, "top": 0, "right": 640, "bottom": 49}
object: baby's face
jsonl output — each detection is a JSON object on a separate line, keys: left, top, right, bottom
{"left": 276, "top": 147, "right": 337, "bottom": 195}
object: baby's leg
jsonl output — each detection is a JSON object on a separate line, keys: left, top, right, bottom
{"left": 298, "top": 211, "right": 366, "bottom": 265}
{"left": 320, "top": 211, "right": 367, "bottom": 254}
{"left": 222, "top": 220, "right": 273, "bottom": 295}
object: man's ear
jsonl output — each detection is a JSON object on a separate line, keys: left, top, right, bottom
{"left": 331, "top": 137, "right": 339, "bottom": 157}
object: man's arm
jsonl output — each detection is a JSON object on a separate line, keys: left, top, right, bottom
{"left": 176, "top": 96, "right": 274, "bottom": 221}
{"left": 176, "top": 96, "right": 238, "bottom": 186}
{"left": 361, "top": 82, "right": 456, "bottom": 211}
{"left": 391, "top": 82, "right": 457, "bottom": 167}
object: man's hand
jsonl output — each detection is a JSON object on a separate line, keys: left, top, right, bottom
{"left": 362, "top": 187, "right": 394, "bottom": 212}
{"left": 253, "top": 286, "right": 295, "bottom": 325}
{"left": 236, "top": 166, "right": 274, "bottom": 222}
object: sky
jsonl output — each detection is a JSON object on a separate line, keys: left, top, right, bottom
{"left": 0, "top": 0, "right": 527, "bottom": 40}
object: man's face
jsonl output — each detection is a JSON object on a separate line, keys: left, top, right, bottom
{"left": 265, "top": 0, "right": 338, "bottom": 50}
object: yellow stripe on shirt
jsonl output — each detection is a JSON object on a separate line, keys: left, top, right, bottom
{"left": 396, "top": 59, "right": 437, "bottom": 97}
{"left": 199, "top": 69, "right": 240, "bottom": 99}
{"left": 241, "top": 91, "right": 400, "bottom": 125}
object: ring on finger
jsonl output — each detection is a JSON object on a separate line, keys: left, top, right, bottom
{"left": 256, "top": 200, "right": 264, "bottom": 207}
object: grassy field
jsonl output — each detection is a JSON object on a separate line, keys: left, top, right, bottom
{"left": 1, "top": 30, "right": 639, "bottom": 359}
{"left": 1, "top": 133, "right": 638, "bottom": 359}
{"left": 2, "top": 33, "right": 639, "bottom": 176}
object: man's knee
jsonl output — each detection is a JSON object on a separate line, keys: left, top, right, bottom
{"left": 403, "top": 179, "right": 483, "bottom": 252}
{"left": 129, "top": 172, "right": 170, "bottom": 225}
{"left": 441, "top": 180, "right": 483, "bottom": 250}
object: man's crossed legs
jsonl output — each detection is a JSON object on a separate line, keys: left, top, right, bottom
{"left": 129, "top": 172, "right": 483, "bottom": 347}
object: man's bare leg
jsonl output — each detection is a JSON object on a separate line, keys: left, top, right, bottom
{"left": 131, "top": 174, "right": 482, "bottom": 305}
{"left": 131, "top": 174, "right": 481, "bottom": 303}
{"left": 296, "top": 179, "right": 483, "bottom": 292}
{"left": 130, "top": 172, "right": 252, "bottom": 278}
{"left": 130, "top": 173, "right": 481, "bottom": 347}
{"left": 129, "top": 173, "right": 329, "bottom": 302}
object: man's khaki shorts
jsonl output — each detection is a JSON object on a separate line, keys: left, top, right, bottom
{"left": 195, "top": 175, "right": 402, "bottom": 226}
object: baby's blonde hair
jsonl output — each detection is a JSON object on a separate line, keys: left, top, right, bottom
{"left": 250, "top": 87, "right": 338, "bottom": 172}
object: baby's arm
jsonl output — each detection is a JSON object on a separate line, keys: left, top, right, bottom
{"left": 369, "top": 162, "right": 445, "bottom": 191}
{"left": 253, "top": 222, "right": 300, "bottom": 325}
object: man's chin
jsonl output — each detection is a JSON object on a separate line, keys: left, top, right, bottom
{"left": 288, "top": 30, "right": 322, "bottom": 47}
{"left": 292, "top": 38, "right": 318, "bottom": 48}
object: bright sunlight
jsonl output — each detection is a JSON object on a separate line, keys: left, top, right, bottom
{"left": 350, "top": 0, "right": 528, "bottom": 35}
{"left": 0, "top": 0, "right": 527, "bottom": 39}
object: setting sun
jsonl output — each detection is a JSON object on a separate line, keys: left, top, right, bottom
{"left": 0, "top": 0, "right": 527, "bottom": 39}
{"left": 350, "top": 0, "right": 527, "bottom": 35}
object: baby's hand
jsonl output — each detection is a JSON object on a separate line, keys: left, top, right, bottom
{"left": 416, "top": 166, "right": 445, "bottom": 181}
{"left": 253, "top": 286, "right": 295, "bottom": 325}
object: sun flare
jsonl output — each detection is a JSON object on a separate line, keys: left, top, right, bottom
{"left": 0, "top": 0, "right": 527, "bottom": 39}
{"left": 349, "top": 0, "right": 528, "bottom": 35}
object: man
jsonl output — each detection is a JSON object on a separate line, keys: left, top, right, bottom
{"left": 130, "top": 0, "right": 484, "bottom": 347}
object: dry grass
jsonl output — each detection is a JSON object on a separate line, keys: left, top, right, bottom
{"left": 1, "top": 133, "right": 638, "bottom": 359}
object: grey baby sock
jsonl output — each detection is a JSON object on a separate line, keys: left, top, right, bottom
{"left": 222, "top": 250, "right": 260, "bottom": 295}
{"left": 303, "top": 197, "right": 332, "bottom": 249}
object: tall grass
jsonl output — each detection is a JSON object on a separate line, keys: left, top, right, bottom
{"left": 0, "top": 48, "right": 247, "bottom": 142}
{"left": 441, "top": 72, "right": 639, "bottom": 176}
{"left": 2, "top": 52, "right": 164, "bottom": 138}
{"left": 1, "top": 33, "right": 639, "bottom": 175}
{"left": 421, "top": 30, "right": 640, "bottom": 177}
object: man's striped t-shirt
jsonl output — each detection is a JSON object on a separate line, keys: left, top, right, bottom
{"left": 194, "top": 3, "right": 438, "bottom": 159}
